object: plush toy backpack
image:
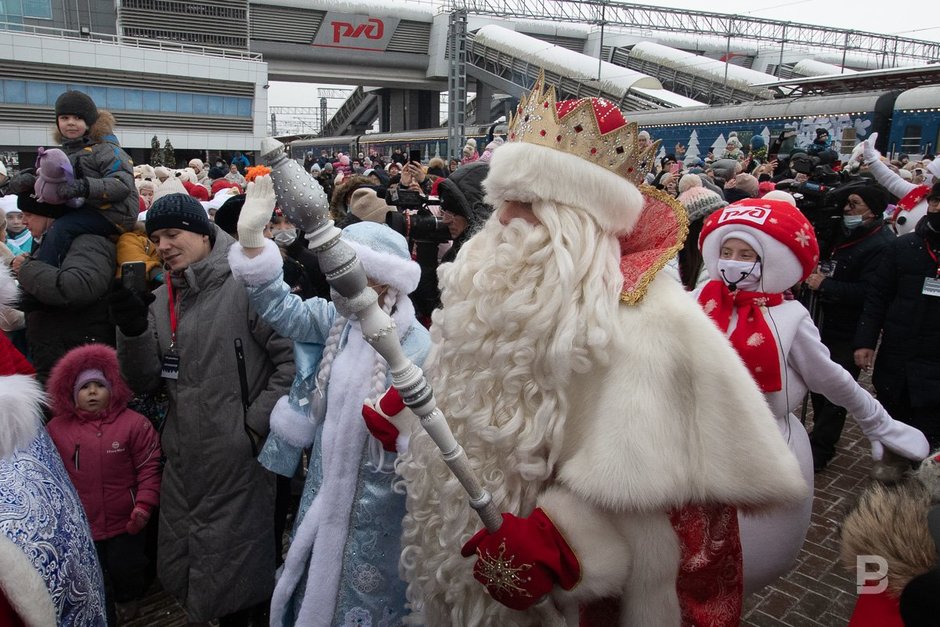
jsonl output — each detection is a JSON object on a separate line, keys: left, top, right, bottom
{"left": 33, "top": 147, "right": 83, "bottom": 208}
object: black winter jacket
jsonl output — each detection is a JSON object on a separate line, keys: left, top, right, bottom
{"left": 854, "top": 219, "right": 940, "bottom": 407}
{"left": 817, "top": 219, "right": 895, "bottom": 342}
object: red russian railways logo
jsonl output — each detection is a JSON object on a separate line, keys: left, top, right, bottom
{"left": 311, "top": 13, "right": 400, "bottom": 52}
{"left": 717, "top": 205, "right": 771, "bottom": 226}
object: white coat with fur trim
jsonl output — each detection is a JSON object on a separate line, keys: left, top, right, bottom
{"left": 534, "top": 275, "right": 807, "bottom": 625}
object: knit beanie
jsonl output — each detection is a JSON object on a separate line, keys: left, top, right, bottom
{"left": 830, "top": 181, "right": 890, "bottom": 216}
{"left": 208, "top": 166, "right": 227, "bottom": 181}
{"left": 146, "top": 193, "right": 214, "bottom": 240}
{"left": 735, "top": 173, "right": 760, "bottom": 198}
{"left": 17, "top": 193, "right": 69, "bottom": 219}
{"left": 54, "top": 90, "right": 98, "bottom": 127}
{"left": 349, "top": 188, "right": 391, "bottom": 224}
{"left": 677, "top": 186, "right": 727, "bottom": 223}
{"left": 153, "top": 166, "right": 171, "bottom": 180}
{"left": 341, "top": 222, "right": 420, "bottom": 295}
{"left": 73, "top": 368, "right": 111, "bottom": 403}
{"left": 188, "top": 158, "right": 204, "bottom": 171}
{"left": 678, "top": 173, "right": 703, "bottom": 194}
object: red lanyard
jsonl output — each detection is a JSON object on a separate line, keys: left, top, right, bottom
{"left": 166, "top": 276, "right": 178, "bottom": 346}
{"left": 926, "top": 239, "right": 940, "bottom": 278}
{"left": 831, "top": 224, "right": 883, "bottom": 256}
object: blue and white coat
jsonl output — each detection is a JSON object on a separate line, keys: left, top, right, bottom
{"left": 229, "top": 238, "right": 430, "bottom": 627}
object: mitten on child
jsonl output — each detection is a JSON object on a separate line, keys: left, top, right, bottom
{"left": 126, "top": 504, "right": 151, "bottom": 535}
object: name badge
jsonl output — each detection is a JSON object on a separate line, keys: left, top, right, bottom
{"left": 923, "top": 277, "right": 940, "bottom": 298}
{"left": 161, "top": 347, "right": 180, "bottom": 380}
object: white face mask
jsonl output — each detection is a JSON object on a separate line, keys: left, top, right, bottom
{"left": 273, "top": 228, "right": 297, "bottom": 247}
{"left": 717, "top": 259, "right": 761, "bottom": 291}
{"left": 843, "top": 215, "right": 864, "bottom": 230}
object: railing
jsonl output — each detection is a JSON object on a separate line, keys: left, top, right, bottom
{"left": 320, "top": 87, "right": 369, "bottom": 137}
{"left": 0, "top": 21, "right": 263, "bottom": 61}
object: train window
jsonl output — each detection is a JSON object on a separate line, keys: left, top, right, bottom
{"left": 840, "top": 128, "right": 857, "bottom": 153}
{"left": 902, "top": 125, "right": 922, "bottom": 155}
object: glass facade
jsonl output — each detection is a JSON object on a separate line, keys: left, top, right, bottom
{"left": 0, "top": 79, "right": 253, "bottom": 118}
{"left": 0, "top": 0, "right": 52, "bottom": 22}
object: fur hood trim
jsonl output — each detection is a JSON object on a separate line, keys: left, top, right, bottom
{"left": 46, "top": 344, "right": 132, "bottom": 420}
{"left": 840, "top": 480, "right": 937, "bottom": 596}
{"left": 53, "top": 109, "right": 118, "bottom": 145}
{"left": 0, "top": 536, "right": 56, "bottom": 627}
{"left": 0, "top": 374, "right": 44, "bottom": 459}
{"left": 484, "top": 141, "right": 645, "bottom": 236}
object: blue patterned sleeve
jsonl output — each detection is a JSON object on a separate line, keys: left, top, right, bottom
{"left": 245, "top": 272, "right": 336, "bottom": 345}
{"left": 258, "top": 430, "right": 304, "bottom": 477}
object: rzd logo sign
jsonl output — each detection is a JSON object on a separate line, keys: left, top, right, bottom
{"left": 312, "top": 13, "right": 401, "bottom": 52}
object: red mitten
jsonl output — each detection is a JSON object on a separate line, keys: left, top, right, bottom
{"left": 361, "top": 387, "right": 407, "bottom": 452}
{"left": 460, "top": 508, "right": 580, "bottom": 611}
{"left": 126, "top": 504, "right": 151, "bottom": 535}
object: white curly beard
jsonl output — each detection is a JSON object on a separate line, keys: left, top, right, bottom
{"left": 396, "top": 202, "right": 624, "bottom": 626}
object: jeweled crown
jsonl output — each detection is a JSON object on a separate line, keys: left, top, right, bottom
{"left": 506, "top": 72, "right": 659, "bottom": 187}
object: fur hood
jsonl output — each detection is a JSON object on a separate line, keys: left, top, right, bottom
{"left": 53, "top": 109, "right": 118, "bottom": 145}
{"left": 840, "top": 480, "right": 937, "bottom": 596}
{"left": 46, "top": 343, "right": 132, "bottom": 420}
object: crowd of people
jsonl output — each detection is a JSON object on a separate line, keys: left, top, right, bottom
{"left": 0, "top": 82, "right": 939, "bottom": 627}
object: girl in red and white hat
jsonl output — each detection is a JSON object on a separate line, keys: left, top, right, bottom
{"left": 697, "top": 195, "right": 931, "bottom": 595}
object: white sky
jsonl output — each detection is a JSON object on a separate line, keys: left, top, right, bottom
{"left": 268, "top": 0, "right": 940, "bottom": 108}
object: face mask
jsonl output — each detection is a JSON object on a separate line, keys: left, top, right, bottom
{"left": 273, "top": 228, "right": 297, "bottom": 246}
{"left": 718, "top": 259, "right": 761, "bottom": 292}
{"left": 843, "top": 215, "right": 864, "bottom": 230}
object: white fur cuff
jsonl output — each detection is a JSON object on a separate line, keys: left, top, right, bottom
{"left": 270, "top": 395, "right": 317, "bottom": 448}
{"left": 0, "top": 536, "right": 56, "bottom": 627}
{"left": 227, "top": 239, "right": 283, "bottom": 287}
{"left": 395, "top": 432, "right": 410, "bottom": 456}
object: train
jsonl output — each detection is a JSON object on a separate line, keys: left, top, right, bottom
{"left": 285, "top": 84, "right": 940, "bottom": 164}
{"left": 284, "top": 123, "right": 506, "bottom": 164}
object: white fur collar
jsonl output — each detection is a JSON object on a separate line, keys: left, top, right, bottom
{"left": 0, "top": 536, "right": 56, "bottom": 626}
{"left": 227, "top": 239, "right": 283, "bottom": 287}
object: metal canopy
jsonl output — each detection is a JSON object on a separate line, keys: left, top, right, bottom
{"left": 444, "top": 0, "right": 940, "bottom": 65}
{"left": 753, "top": 64, "right": 940, "bottom": 96}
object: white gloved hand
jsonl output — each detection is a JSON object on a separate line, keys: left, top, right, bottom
{"left": 238, "top": 174, "right": 276, "bottom": 248}
{"left": 864, "top": 418, "right": 929, "bottom": 462}
{"left": 861, "top": 132, "right": 880, "bottom": 165}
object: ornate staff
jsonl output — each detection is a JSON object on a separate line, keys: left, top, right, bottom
{"left": 260, "top": 137, "right": 502, "bottom": 531}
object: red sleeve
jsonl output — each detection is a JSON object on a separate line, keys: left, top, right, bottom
{"left": 0, "top": 334, "right": 34, "bottom": 376}
{"left": 848, "top": 590, "right": 904, "bottom": 627}
{"left": 128, "top": 411, "right": 162, "bottom": 508}
{"left": 0, "top": 586, "right": 25, "bottom": 627}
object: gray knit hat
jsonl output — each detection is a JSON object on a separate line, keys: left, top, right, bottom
{"left": 677, "top": 187, "right": 727, "bottom": 223}
{"left": 146, "top": 193, "right": 214, "bottom": 240}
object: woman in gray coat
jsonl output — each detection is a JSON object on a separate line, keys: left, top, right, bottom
{"left": 113, "top": 193, "right": 294, "bottom": 625}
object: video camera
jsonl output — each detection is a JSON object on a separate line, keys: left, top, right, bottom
{"left": 778, "top": 154, "right": 850, "bottom": 257}
{"left": 381, "top": 187, "right": 451, "bottom": 244}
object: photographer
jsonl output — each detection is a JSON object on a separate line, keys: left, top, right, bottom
{"left": 388, "top": 162, "right": 493, "bottom": 322}
{"left": 803, "top": 182, "right": 895, "bottom": 472}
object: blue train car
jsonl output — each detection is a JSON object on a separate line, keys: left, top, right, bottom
{"left": 625, "top": 90, "right": 897, "bottom": 162}
{"left": 886, "top": 85, "right": 940, "bottom": 159}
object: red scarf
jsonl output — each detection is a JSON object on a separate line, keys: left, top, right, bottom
{"left": 698, "top": 280, "right": 783, "bottom": 393}
{"left": 897, "top": 185, "right": 930, "bottom": 213}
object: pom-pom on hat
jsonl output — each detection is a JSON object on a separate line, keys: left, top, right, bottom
{"left": 699, "top": 198, "right": 820, "bottom": 293}
{"left": 146, "top": 193, "right": 214, "bottom": 241}
{"left": 678, "top": 173, "right": 703, "bottom": 194}
{"left": 54, "top": 90, "right": 98, "bottom": 127}
{"left": 73, "top": 368, "right": 111, "bottom": 403}
{"left": 341, "top": 222, "right": 420, "bottom": 295}
{"left": 677, "top": 186, "right": 727, "bottom": 223}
